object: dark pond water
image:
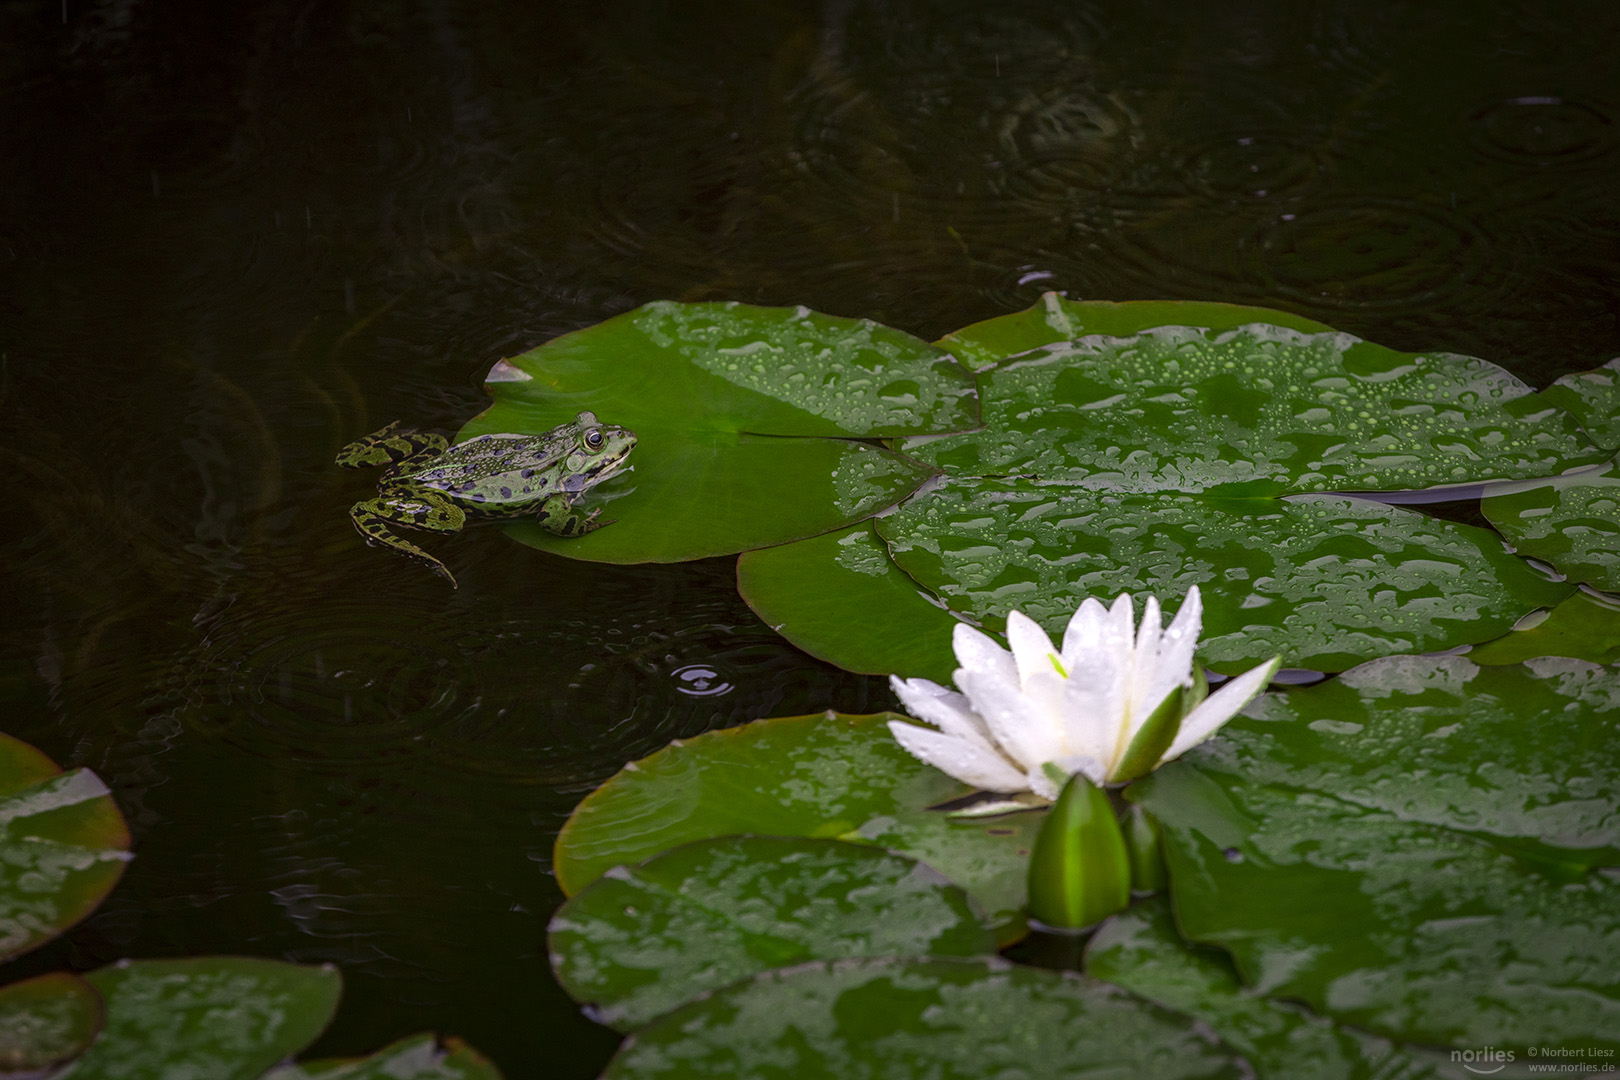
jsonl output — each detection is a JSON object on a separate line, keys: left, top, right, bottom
{"left": 3, "top": 1, "right": 1616, "bottom": 1074}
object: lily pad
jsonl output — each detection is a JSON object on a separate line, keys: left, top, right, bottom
{"left": 737, "top": 522, "right": 960, "bottom": 683}
{"left": 265, "top": 1033, "right": 503, "bottom": 1080}
{"left": 878, "top": 483, "right": 1569, "bottom": 672}
{"left": 916, "top": 300, "right": 1601, "bottom": 493}
{"left": 1, "top": 733, "right": 132, "bottom": 963}
{"left": 1539, "top": 356, "right": 1620, "bottom": 451}
{"left": 739, "top": 295, "right": 1598, "bottom": 679}
{"left": 601, "top": 957, "right": 1250, "bottom": 1080}
{"left": 460, "top": 301, "right": 973, "bottom": 563}
{"left": 937, "top": 294, "right": 1337, "bottom": 371}
{"left": 553, "top": 712, "right": 1043, "bottom": 934}
{"left": 70, "top": 957, "right": 342, "bottom": 1080}
{"left": 0, "top": 971, "right": 104, "bottom": 1074}
{"left": 1468, "top": 588, "right": 1620, "bottom": 665}
{"left": 548, "top": 836, "right": 995, "bottom": 1031}
{"left": 1482, "top": 458, "right": 1620, "bottom": 591}
{"left": 1129, "top": 656, "right": 1620, "bottom": 1049}
{"left": 1085, "top": 898, "right": 1461, "bottom": 1080}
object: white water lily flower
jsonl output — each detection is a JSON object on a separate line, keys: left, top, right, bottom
{"left": 888, "top": 586, "right": 1280, "bottom": 801}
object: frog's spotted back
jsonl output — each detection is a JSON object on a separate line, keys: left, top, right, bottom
{"left": 335, "top": 413, "right": 636, "bottom": 587}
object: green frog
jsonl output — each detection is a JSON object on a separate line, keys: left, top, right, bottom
{"left": 335, "top": 411, "right": 636, "bottom": 587}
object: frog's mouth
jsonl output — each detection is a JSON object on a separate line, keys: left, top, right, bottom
{"left": 566, "top": 459, "right": 633, "bottom": 493}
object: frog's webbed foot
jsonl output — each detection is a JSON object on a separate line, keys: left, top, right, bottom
{"left": 336, "top": 423, "right": 450, "bottom": 469}
{"left": 536, "top": 495, "right": 614, "bottom": 538}
{"left": 348, "top": 496, "right": 466, "bottom": 587}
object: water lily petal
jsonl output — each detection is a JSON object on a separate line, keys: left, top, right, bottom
{"left": 1017, "top": 670, "right": 1072, "bottom": 763}
{"left": 1162, "top": 654, "right": 1281, "bottom": 762}
{"left": 1060, "top": 596, "right": 1130, "bottom": 718}
{"left": 1127, "top": 594, "right": 1163, "bottom": 734}
{"left": 886, "top": 720, "right": 1029, "bottom": 793}
{"left": 888, "top": 675, "right": 997, "bottom": 748}
{"left": 951, "top": 622, "right": 1018, "bottom": 686}
{"left": 1006, "top": 610, "right": 1060, "bottom": 688}
{"left": 1059, "top": 597, "right": 1108, "bottom": 671}
{"left": 1049, "top": 749, "right": 1109, "bottom": 789}
{"left": 956, "top": 667, "right": 1054, "bottom": 773}
{"left": 1148, "top": 586, "right": 1202, "bottom": 713}
{"left": 1053, "top": 662, "right": 1118, "bottom": 781}
{"left": 1027, "top": 763, "right": 1063, "bottom": 801}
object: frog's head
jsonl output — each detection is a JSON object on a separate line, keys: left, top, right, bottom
{"left": 562, "top": 410, "right": 636, "bottom": 492}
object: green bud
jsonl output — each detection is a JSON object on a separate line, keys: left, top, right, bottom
{"left": 1122, "top": 802, "right": 1168, "bottom": 894}
{"left": 1026, "top": 772, "right": 1130, "bottom": 930}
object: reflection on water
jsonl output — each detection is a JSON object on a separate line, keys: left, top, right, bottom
{"left": 3, "top": 0, "right": 1618, "bottom": 1074}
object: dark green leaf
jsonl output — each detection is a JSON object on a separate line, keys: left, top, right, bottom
{"left": 1539, "top": 357, "right": 1620, "bottom": 451}
{"left": 0, "top": 971, "right": 104, "bottom": 1074}
{"left": 266, "top": 1033, "right": 504, "bottom": 1080}
{"left": 602, "top": 957, "right": 1250, "bottom": 1080}
{"left": 878, "top": 481, "right": 1569, "bottom": 672}
{"left": 1468, "top": 588, "right": 1620, "bottom": 665}
{"left": 937, "top": 294, "right": 1337, "bottom": 372}
{"left": 1, "top": 734, "right": 131, "bottom": 963}
{"left": 1086, "top": 899, "right": 1461, "bottom": 1080}
{"left": 460, "top": 301, "right": 972, "bottom": 563}
{"left": 913, "top": 301, "right": 1601, "bottom": 494}
{"left": 736, "top": 522, "right": 960, "bottom": 682}
{"left": 1482, "top": 458, "right": 1620, "bottom": 591}
{"left": 1131, "top": 656, "right": 1620, "bottom": 1049}
{"left": 548, "top": 836, "right": 995, "bottom": 1030}
{"left": 71, "top": 957, "right": 342, "bottom": 1080}
{"left": 554, "top": 712, "right": 1042, "bottom": 934}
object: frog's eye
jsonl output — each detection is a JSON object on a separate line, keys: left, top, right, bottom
{"left": 583, "top": 428, "right": 605, "bottom": 451}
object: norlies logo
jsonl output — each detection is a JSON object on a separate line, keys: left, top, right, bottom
{"left": 1453, "top": 1047, "right": 1516, "bottom": 1075}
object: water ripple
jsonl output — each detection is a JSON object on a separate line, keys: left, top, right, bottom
{"left": 1247, "top": 195, "right": 1499, "bottom": 316}
{"left": 1466, "top": 95, "right": 1616, "bottom": 166}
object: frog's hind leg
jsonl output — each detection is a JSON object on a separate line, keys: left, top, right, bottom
{"left": 336, "top": 422, "right": 450, "bottom": 469}
{"left": 349, "top": 494, "right": 467, "bottom": 587}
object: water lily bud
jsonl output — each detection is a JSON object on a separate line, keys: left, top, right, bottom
{"left": 1026, "top": 771, "right": 1130, "bottom": 930}
{"left": 1122, "top": 802, "right": 1168, "bottom": 894}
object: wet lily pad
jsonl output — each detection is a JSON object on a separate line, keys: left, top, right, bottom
{"left": 460, "top": 301, "right": 972, "bottom": 563}
{"left": 1129, "top": 656, "right": 1620, "bottom": 1049}
{"left": 1468, "top": 588, "right": 1620, "bottom": 665}
{"left": 740, "top": 295, "right": 1597, "bottom": 678}
{"left": 915, "top": 313, "right": 1597, "bottom": 495}
{"left": 601, "top": 957, "right": 1250, "bottom": 1080}
{"left": 737, "top": 522, "right": 960, "bottom": 683}
{"left": 1, "top": 733, "right": 132, "bottom": 963}
{"left": 1085, "top": 898, "right": 1461, "bottom": 1080}
{"left": 1482, "top": 458, "right": 1620, "bottom": 591}
{"left": 1539, "top": 356, "right": 1620, "bottom": 451}
{"left": 69, "top": 957, "right": 342, "bottom": 1080}
{"left": 553, "top": 712, "right": 1043, "bottom": 934}
{"left": 936, "top": 295, "right": 1338, "bottom": 371}
{"left": 0, "top": 971, "right": 104, "bottom": 1074}
{"left": 548, "top": 836, "right": 995, "bottom": 1031}
{"left": 878, "top": 483, "right": 1568, "bottom": 672}
{"left": 265, "top": 1033, "right": 503, "bottom": 1079}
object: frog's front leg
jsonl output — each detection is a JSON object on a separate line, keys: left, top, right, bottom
{"left": 336, "top": 422, "right": 449, "bottom": 469}
{"left": 348, "top": 490, "right": 467, "bottom": 586}
{"left": 535, "top": 493, "right": 613, "bottom": 538}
